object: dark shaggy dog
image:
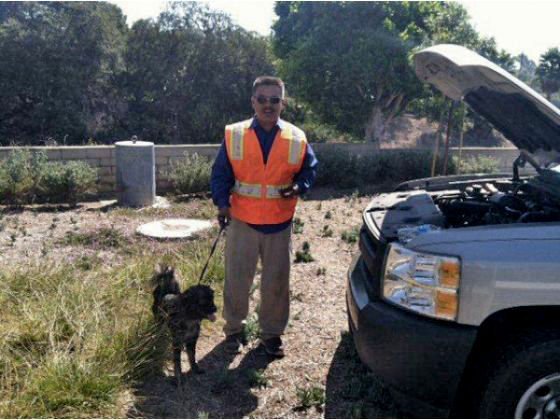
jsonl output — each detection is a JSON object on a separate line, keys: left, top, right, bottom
{"left": 152, "top": 265, "right": 217, "bottom": 385}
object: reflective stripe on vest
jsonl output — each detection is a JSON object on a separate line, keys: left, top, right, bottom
{"left": 284, "top": 125, "right": 306, "bottom": 165}
{"left": 233, "top": 180, "right": 261, "bottom": 198}
{"left": 265, "top": 184, "right": 292, "bottom": 199}
{"left": 227, "top": 122, "right": 249, "bottom": 161}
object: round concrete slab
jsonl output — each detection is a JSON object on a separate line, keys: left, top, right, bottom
{"left": 136, "top": 218, "right": 213, "bottom": 239}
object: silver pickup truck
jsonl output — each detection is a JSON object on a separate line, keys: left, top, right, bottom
{"left": 346, "top": 44, "right": 560, "bottom": 418}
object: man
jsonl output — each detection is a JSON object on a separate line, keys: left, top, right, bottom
{"left": 211, "top": 76, "right": 318, "bottom": 358}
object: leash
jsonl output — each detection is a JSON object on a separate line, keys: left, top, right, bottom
{"left": 198, "top": 224, "right": 226, "bottom": 284}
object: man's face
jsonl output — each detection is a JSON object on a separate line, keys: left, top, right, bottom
{"left": 251, "top": 85, "right": 284, "bottom": 127}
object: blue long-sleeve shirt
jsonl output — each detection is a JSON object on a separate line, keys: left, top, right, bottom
{"left": 211, "top": 117, "right": 318, "bottom": 234}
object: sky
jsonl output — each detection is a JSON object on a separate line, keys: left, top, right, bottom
{"left": 109, "top": 0, "right": 560, "bottom": 63}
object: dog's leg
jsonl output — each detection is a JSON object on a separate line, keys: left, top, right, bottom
{"left": 173, "top": 346, "right": 182, "bottom": 387}
{"left": 186, "top": 341, "right": 204, "bottom": 374}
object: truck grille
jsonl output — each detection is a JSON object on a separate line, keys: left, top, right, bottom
{"left": 359, "top": 225, "right": 386, "bottom": 298}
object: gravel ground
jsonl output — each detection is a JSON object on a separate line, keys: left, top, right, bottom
{"left": 0, "top": 188, "right": 442, "bottom": 418}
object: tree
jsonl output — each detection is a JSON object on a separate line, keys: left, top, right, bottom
{"left": 536, "top": 47, "right": 560, "bottom": 101}
{"left": 272, "top": 2, "right": 493, "bottom": 146}
{"left": 0, "top": 2, "right": 127, "bottom": 145}
{"left": 515, "top": 53, "right": 537, "bottom": 86}
{"left": 124, "top": 2, "right": 275, "bottom": 144}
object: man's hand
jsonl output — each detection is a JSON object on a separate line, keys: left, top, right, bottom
{"left": 218, "top": 207, "right": 230, "bottom": 229}
{"left": 279, "top": 183, "right": 300, "bottom": 198}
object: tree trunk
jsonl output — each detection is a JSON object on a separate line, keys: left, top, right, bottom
{"left": 365, "top": 104, "right": 385, "bottom": 148}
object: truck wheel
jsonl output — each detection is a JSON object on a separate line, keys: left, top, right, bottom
{"left": 479, "top": 339, "right": 560, "bottom": 418}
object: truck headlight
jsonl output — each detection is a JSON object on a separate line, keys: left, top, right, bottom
{"left": 382, "top": 243, "right": 461, "bottom": 321}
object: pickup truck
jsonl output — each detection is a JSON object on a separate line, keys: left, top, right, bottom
{"left": 346, "top": 44, "right": 560, "bottom": 418}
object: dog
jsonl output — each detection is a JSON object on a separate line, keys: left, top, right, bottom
{"left": 152, "top": 264, "right": 217, "bottom": 385}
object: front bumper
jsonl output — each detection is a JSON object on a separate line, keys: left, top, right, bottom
{"left": 347, "top": 254, "right": 478, "bottom": 410}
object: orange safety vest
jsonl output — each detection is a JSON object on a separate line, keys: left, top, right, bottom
{"left": 225, "top": 119, "right": 307, "bottom": 225}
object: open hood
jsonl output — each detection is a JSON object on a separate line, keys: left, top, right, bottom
{"left": 414, "top": 44, "right": 560, "bottom": 166}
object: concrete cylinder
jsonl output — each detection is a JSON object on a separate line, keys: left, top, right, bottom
{"left": 115, "top": 140, "right": 155, "bottom": 207}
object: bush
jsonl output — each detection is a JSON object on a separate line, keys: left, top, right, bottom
{"left": 453, "top": 155, "right": 500, "bottom": 174}
{"left": 0, "top": 150, "right": 97, "bottom": 205}
{"left": 37, "top": 161, "right": 97, "bottom": 204}
{"left": 169, "top": 153, "right": 212, "bottom": 194}
{"left": 314, "top": 149, "right": 457, "bottom": 189}
{"left": 0, "top": 149, "right": 39, "bottom": 204}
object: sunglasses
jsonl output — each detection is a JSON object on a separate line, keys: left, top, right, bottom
{"left": 254, "top": 95, "right": 282, "bottom": 105}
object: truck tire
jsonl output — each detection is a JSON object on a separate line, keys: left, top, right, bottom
{"left": 479, "top": 339, "right": 560, "bottom": 418}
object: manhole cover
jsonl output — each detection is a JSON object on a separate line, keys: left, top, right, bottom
{"left": 136, "top": 218, "right": 213, "bottom": 239}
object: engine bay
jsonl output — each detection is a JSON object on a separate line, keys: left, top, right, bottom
{"left": 434, "top": 178, "right": 560, "bottom": 228}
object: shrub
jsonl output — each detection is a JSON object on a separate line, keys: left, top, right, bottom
{"left": 0, "top": 150, "right": 97, "bottom": 205}
{"left": 0, "top": 149, "right": 38, "bottom": 204}
{"left": 314, "top": 149, "right": 459, "bottom": 189}
{"left": 37, "top": 161, "right": 97, "bottom": 204}
{"left": 169, "top": 153, "right": 212, "bottom": 194}
{"left": 453, "top": 155, "right": 500, "bottom": 174}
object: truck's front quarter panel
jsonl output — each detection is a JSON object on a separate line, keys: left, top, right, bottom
{"left": 414, "top": 225, "right": 560, "bottom": 326}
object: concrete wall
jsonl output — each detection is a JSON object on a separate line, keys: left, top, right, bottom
{"left": 0, "top": 144, "right": 523, "bottom": 194}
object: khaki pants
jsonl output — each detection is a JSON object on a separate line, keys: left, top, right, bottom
{"left": 223, "top": 218, "right": 291, "bottom": 340}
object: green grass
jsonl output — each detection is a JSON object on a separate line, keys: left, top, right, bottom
{"left": 0, "top": 231, "right": 226, "bottom": 418}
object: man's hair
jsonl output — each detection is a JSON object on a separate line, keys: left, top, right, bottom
{"left": 252, "top": 76, "right": 285, "bottom": 97}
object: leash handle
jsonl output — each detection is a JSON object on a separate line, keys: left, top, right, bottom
{"left": 198, "top": 225, "right": 225, "bottom": 284}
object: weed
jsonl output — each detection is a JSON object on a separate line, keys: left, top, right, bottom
{"left": 351, "top": 402, "right": 364, "bottom": 418}
{"left": 197, "top": 412, "right": 209, "bottom": 419}
{"left": 321, "top": 225, "right": 333, "bottom": 238}
{"left": 341, "top": 227, "right": 360, "bottom": 244}
{"left": 75, "top": 254, "right": 101, "bottom": 271}
{"left": 294, "top": 241, "right": 314, "bottom": 263}
{"left": 296, "top": 385, "right": 326, "bottom": 410}
{"left": 245, "top": 368, "right": 269, "bottom": 389}
{"left": 344, "top": 190, "right": 359, "bottom": 203}
{"left": 242, "top": 313, "right": 260, "bottom": 343}
{"left": 293, "top": 217, "right": 304, "bottom": 234}
{"left": 324, "top": 210, "right": 332, "bottom": 220}
{"left": 212, "top": 368, "right": 235, "bottom": 394}
{"left": 61, "top": 227, "right": 127, "bottom": 249}
{"left": 316, "top": 202, "right": 322, "bottom": 211}
{"left": 316, "top": 267, "right": 326, "bottom": 276}
{"left": 9, "top": 232, "right": 16, "bottom": 245}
